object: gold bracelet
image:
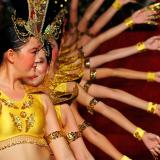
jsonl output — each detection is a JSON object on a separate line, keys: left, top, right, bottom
{"left": 112, "top": 0, "right": 122, "bottom": 10}
{"left": 78, "top": 121, "right": 91, "bottom": 132}
{"left": 66, "top": 131, "right": 82, "bottom": 143}
{"left": 136, "top": 42, "right": 146, "bottom": 52}
{"left": 124, "top": 17, "right": 134, "bottom": 28}
{"left": 84, "top": 57, "right": 90, "bottom": 68}
{"left": 90, "top": 69, "right": 96, "bottom": 80}
{"left": 87, "top": 98, "right": 99, "bottom": 115}
{"left": 83, "top": 81, "right": 92, "bottom": 93}
{"left": 133, "top": 127, "right": 145, "bottom": 141}
{"left": 45, "top": 131, "right": 64, "bottom": 144}
{"left": 147, "top": 102, "right": 157, "bottom": 113}
{"left": 121, "top": 155, "right": 132, "bottom": 160}
{"left": 147, "top": 72, "right": 156, "bottom": 82}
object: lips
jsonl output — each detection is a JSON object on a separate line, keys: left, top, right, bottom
{"left": 28, "top": 75, "right": 38, "bottom": 80}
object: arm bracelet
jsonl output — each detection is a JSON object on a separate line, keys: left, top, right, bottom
{"left": 133, "top": 127, "right": 145, "bottom": 141}
{"left": 66, "top": 131, "right": 82, "bottom": 143}
{"left": 112, "top": 0, "right": 122, "bottom": 10}
{"left": 45, "top": 131, "right": 64, "bottom": 144}
{"left": 136, "top": 42, "right": 146, "bottom": 52}
{"left": 124, "top": 17, "right": 134, "bottom": 28}
{"left": 147, "top": 102, "right": 157, "bottom": 113}
{"left": 121, "top": 155, "right": 132, "bottom": 160}
{"left": 147, "top": 72, "right": 156, "bottom": 82}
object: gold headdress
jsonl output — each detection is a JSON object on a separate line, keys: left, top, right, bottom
{"left": 10, "top": 0, "right": 69, "bottom": 44}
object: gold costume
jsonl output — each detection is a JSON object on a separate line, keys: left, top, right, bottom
{"left": 0, "top": 91, "right": 47, "bottom": 150}
{"left": 55, "top": 105, "right": 63, "bottom": 128}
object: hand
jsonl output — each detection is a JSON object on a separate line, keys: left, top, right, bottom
{"left": 144, "top": 36, "right": 160, "bottom": 51}
{"left": 142, "top": 132, "right": 160, "bottom": 157}
{"left": 131, "top": 8, "right": 158, "bottom": 24}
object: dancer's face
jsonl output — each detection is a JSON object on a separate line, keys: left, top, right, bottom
{"left": 23, "top": 38, "right": 59, "bottom": 87}
{"left": 11, "top": 37, "right": 42, "bottom": 78}
{"left": 22, "top": 48, "right": 48, "bottom": 86}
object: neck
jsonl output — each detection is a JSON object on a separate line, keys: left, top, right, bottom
{"left": 0, "top": 63, "right": 23, "bottom": 90}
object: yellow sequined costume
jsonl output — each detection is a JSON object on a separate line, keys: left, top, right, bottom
{"left": 0, "top": 91, "right": 47, "bottom": 150}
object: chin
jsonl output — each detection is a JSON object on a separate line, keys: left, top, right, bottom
{"left": 31, "top": 79, "right": 42, "bottom": 87}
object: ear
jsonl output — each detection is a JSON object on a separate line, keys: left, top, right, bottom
{"left": 6, "top": 49, "right": 15, "bottom": 63}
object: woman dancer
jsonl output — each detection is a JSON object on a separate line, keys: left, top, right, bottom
{"left": 0, "top": 1, "right": 77, "bottom": 160}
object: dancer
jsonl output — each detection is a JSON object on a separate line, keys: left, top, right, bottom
{"left": 0, "top": 1, "right": 76, "bottom": 160}
{"left": 24, "top": 47, "right": 94, "bottom": 160}
{"left": 24, "top": 31, "right": 160, "bottom": 160}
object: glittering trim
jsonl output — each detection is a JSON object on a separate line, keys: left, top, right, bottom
{"left": 83, "top": 81, "right": 92, "bottom": 92}
{"left": 79, "top": 121, "right": 91, "bottom": 132}
{"left": 0, "top": 135, "right": 48, "bottom": 150}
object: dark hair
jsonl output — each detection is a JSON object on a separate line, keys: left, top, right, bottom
{"left": 0, "top": 3, "right": 29, "bottom": 64}
{"left": 0, "top": 24, "right": 28, "bottom": 64}
{"left": 44, "top": 40, "right": 52, "bottom": 64}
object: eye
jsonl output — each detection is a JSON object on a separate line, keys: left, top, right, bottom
{"left": 37, "top": 60, "right": 44, "bottom": 64}
{"left": 30, "top": 50, "right": 37, "bottom": 55}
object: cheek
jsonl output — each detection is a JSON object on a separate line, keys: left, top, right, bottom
{"left": 23, "top": 55, "right": 35, "bottom": 68}
{"left": 36, "top": 64, "right": 48, "bottom": 74}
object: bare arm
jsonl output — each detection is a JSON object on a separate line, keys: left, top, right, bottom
{"left": 77, "top": 0, "right": 105, "bottom": 33}
{"left": 71, "top": 101, "right": 126, "bottom": 160}
{"left": 88, "top": 0, "right": 137, "bottom": 35}
{"left": 41, "top": 94, "right": 75, "bottom": 160}
{"left": 76, "top": 84, "right": 160, "bottom": 156}
{"left": 60, "top": 103, "right": 94, "bottom": 160}
{"left": 82, "top": 8, "right": 157, "bottom": 56}
{"left": 88, "top": 35, "right": 160, "bottom": 67}
{"left": 70, "top": 0, "right": 79, "bottom": 27}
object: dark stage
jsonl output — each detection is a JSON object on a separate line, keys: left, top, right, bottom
{"left": 79, "top": 25, "right": 160, "bottom": 160}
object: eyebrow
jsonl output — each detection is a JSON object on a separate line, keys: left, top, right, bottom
{"left": 29, "top": 46, "right": 42, "bottom": 52}
{"left": 29, "top": 48, "right": 39, "bottom": 51}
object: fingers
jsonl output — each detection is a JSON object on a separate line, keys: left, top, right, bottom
{"left": 149, "top": 14, "right": 160, "bottom": 20}
{"left": 145, "top": 21, "right": 158, "bottom": 25}
{"left": 150, "top": 148, "right": 159, "bottom": 157}
{"left": 156, "top": 136, "right": 160, "bottom": 144}
{"left": 149, "top": 137, "right": 160, "bottom": 157}
{"left": 155, "top": 145, "right": 160, "bottom": 155}
{"left": 150, "top": 144, "right": 160, "bottom": 157}
{"left": 133, "top": 8, "right": 159, "bottom": 25}
{"left": 145, "top": 12, "right": 159, "bottom": 25}
{"left": 146, "top": 2, "right": 160, "bottom": 12}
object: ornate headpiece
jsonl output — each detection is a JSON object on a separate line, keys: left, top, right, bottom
{"left": 10, "top": 0, "right": 69, "bottom": 45}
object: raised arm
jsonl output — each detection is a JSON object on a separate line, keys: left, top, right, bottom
{"left": 102, "top": 68, "right": 160, "bottom": 84}
{"left": 69, "top": 0, "right": 79, "bottom": 31}
{"left": 88, "top": 35, "right": 160, "bottom": 67}
{"left": 88, "top": 0, "right": 137, "bottom": 36}
{"left": 77, "top": 0, "right": 105, "bottom": 33}
{"left": 81, "top": 8, "right": 158, "bottom": 54}
{"left": 75, "top": 84, "right": 160, "bottom": 157}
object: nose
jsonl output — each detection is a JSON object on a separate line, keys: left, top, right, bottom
{"left": 33, "top": 62, "right": 37, "bottom": 71}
